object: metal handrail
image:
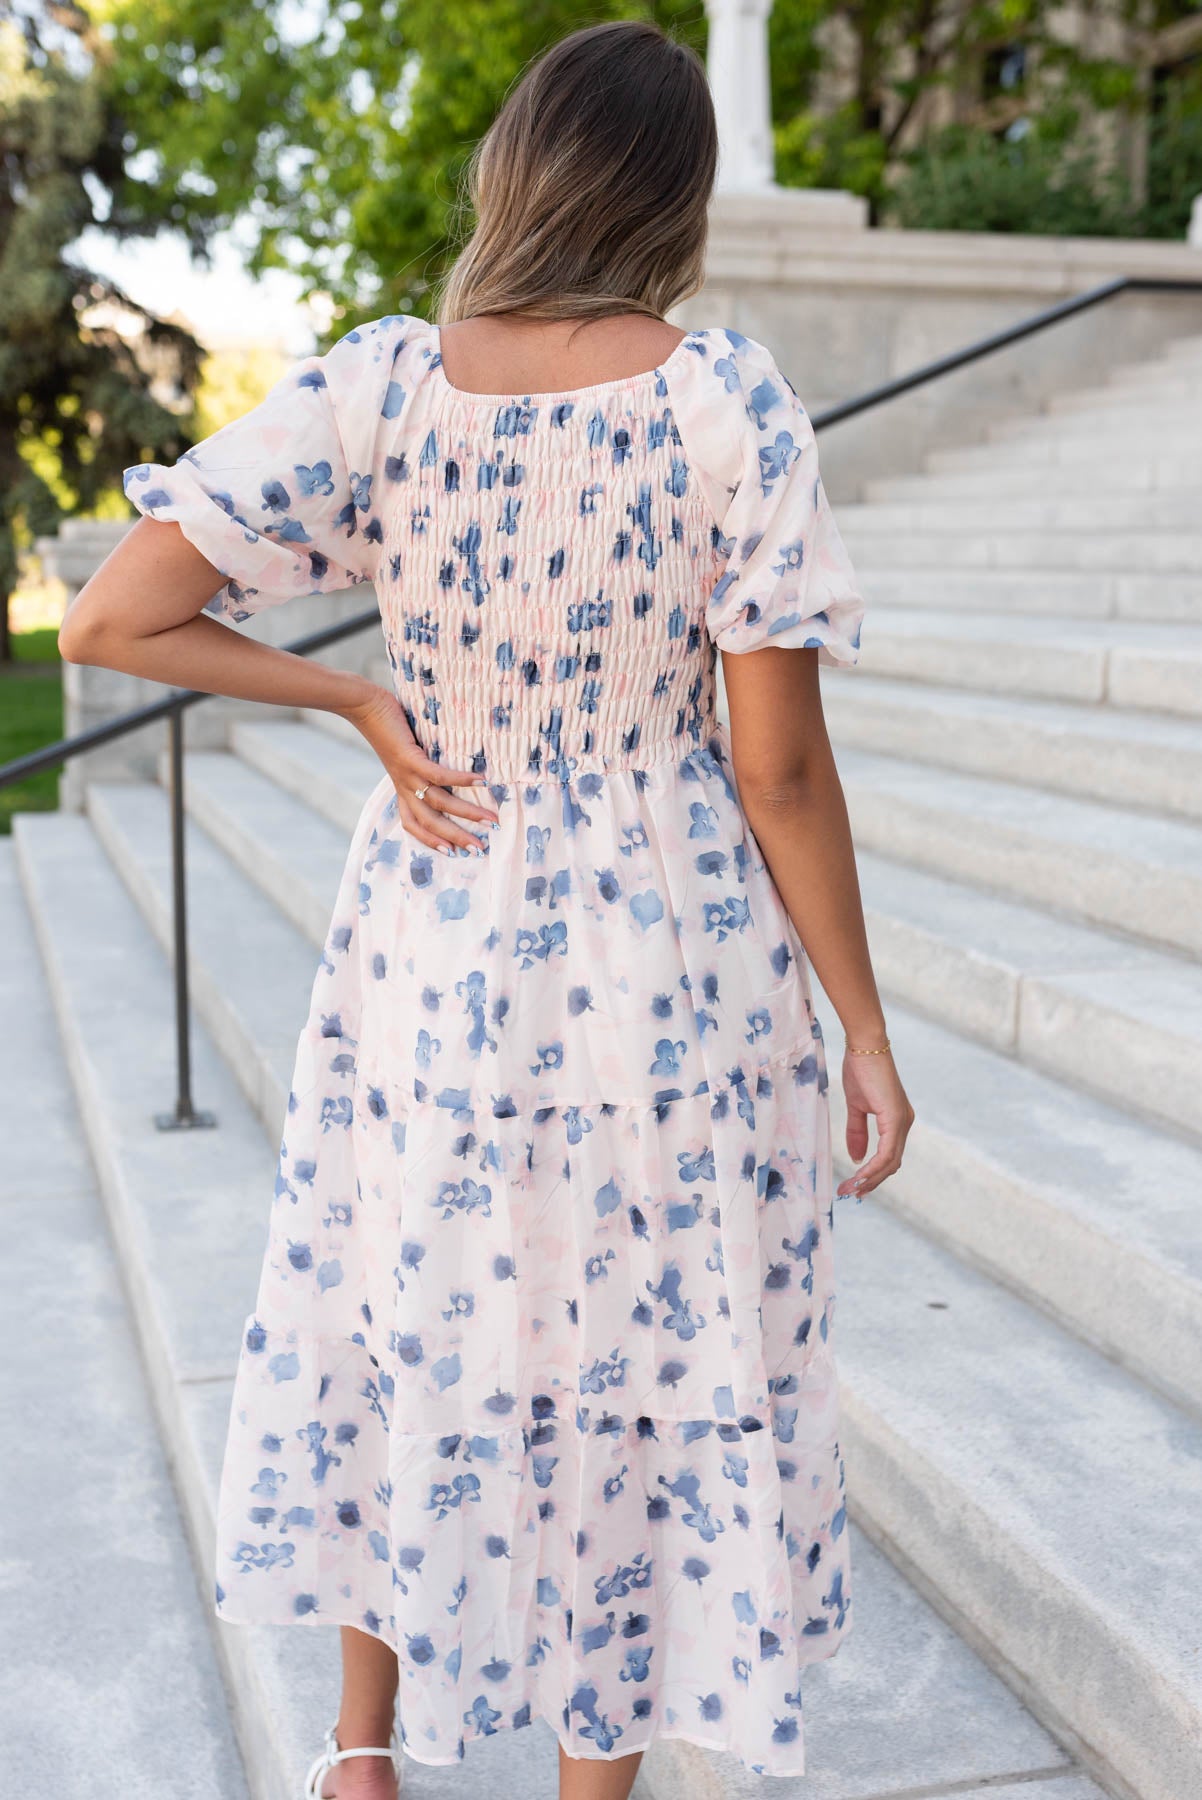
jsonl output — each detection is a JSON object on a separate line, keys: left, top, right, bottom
{"left": 810, "top": 275, "right": 1202, "bottom": 429}
{"left": 5, "top": 270, "right": 1200, "bottom": 1126}
{"left": 1, "top": 605, "right": 384, "bottom": 1131}
{"left": 0, "top": 605, "right": 382, "bottom": 789}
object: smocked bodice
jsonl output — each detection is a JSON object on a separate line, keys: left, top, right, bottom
{"left": 378, "top": 362, "right": 723, "bottom": 782}
{"left": 123, "top": 311, "right": 865, "bottom": 729}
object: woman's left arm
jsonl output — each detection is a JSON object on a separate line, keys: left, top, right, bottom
{"left": 57, "top": 516, "right": 498, "bottom": 855}
{"left": 60, "top": 513, "right": 379, "bottom": 712}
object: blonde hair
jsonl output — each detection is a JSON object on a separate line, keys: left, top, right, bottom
{"left": 435, "top": 21, "right": 717, "bottom": 331}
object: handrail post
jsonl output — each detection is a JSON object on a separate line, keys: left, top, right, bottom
{"left": 155, "top": 707, "right": 216, "bottom": 1132}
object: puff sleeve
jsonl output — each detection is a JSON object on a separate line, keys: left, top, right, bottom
{"left": 694, "top": 331, "right": 865, "bottom": 666}
{"left": 122, "top": 314, "right": 422, "bottom": 623}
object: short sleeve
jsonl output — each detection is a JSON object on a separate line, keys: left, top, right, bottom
{"left": 684, "top": 330, "right": 865, "bottom": 666}
{"left": 122, "top": 313, "right": 426, "bottom": 622}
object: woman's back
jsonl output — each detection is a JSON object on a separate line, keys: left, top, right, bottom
{"left": 380, "top": 312, "right": 721, "bottom": 788}
{"left": 124, "top": 312, "right": 865, "bottom": 1110}
{"left": 434, "top": 311, "right": 690, "bottom": 400}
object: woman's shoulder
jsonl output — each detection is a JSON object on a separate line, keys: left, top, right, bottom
{"left": 667, "top": 326, "right": 805, "bottom": 515}
{"left": 265, "top": 311, "right": 438, "bottom": 464}
{"left": 668, "top": 328, "right": 806, "bottom": 465}
{"left": 672, "top": 325, "right": 799, "bottom": 414}
{"left": 316, "top": 311, "right": 438, "bottom": 403}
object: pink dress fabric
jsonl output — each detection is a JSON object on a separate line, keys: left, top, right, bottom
{"left": 123, "top": 314, "right": 866, "bottom": 1776}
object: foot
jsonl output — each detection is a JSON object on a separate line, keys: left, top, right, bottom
{"left": 318, "top": 1752, "right": 398, "bottom": 1800}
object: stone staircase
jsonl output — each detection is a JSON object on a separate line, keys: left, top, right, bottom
{"left": 813, "top": 331, "right": 1202, "bottom": 1800}
{"left": 0, "top": 844, "right": 250, "bottom": 1800}
{"left": 12, "top": 330, "right": 1202, "bottom": 1800}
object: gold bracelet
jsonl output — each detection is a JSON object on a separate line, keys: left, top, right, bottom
{"left": 845, "top": 1036, "right": 891, "bottom": 1055}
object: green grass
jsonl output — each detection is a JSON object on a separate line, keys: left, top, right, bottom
{"left": 1, "top": 628, "right": 64, "bottom": 834}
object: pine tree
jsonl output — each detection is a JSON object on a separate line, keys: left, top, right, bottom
{"left": 0, "top": 0, "right": 202, "bottom": 661}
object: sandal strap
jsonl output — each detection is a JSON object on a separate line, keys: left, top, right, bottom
{"left": 303, "top": 1723, "right": 400, "bottom": 1798}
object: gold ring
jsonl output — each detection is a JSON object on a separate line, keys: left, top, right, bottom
{"left": 414, "top": 782, "right": 429, "bottom": 802}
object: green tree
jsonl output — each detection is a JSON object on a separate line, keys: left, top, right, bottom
{"left": 106, "top": 0, "right": 1185, "bottom": 289}
{"left": 885, "top": 111, "right": 1140, "bottom": 235}
{"left": 98, "top": 0, "right": 708, "bottom": 326}
{"left": 0, "top": 0, "right": 204, "bottom": 663}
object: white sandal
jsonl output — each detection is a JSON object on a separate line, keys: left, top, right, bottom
{"left": 302, "top": 1720, "right": 402, "bottom": 1798}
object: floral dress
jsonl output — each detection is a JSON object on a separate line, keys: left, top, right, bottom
{"left": 123, "top": 313, "right": 866, "bottom": 1778}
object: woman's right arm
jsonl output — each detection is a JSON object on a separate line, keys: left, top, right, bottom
{"left": 678, "top": 327, "right": 912, "bottom": 1197}
{"left": 722, "top": 643, "right": 914, "bottom": 1200}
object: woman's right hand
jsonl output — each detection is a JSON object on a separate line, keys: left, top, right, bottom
{"left": 341, "top": 685, "right": 500, "bottom": 855}
{"left": 836, "top": 1048, "right": 915, "bottom": 1199}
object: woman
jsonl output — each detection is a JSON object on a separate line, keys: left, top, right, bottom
{"left": 61, "top": 19, "right": 912, "bottom": 1799}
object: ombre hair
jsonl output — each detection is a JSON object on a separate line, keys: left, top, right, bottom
{"left": 435, "top": 21, "right": 717, "bottom": 329}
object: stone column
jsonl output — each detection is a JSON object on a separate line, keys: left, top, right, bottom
{"left": 705, "top": 0, "right": 778, "bottom": 192}
{"left": 1189, "top": 195, "right": 1202, "bottom": 247}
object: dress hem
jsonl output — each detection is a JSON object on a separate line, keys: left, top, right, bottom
{"left": 213, "top": 1603, "right": 855, "bottom": 1779}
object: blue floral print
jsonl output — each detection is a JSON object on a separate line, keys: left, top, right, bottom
{"left": 122, "top": 315, "right": 866, "bottom": 1777}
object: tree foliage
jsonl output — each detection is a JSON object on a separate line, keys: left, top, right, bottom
{"left": 0, "top": 0, "right": 203, "bottom": 659}
{"left": 97, "top": 0, "right": 708, "bottom": 322}
{"left": 886, "top": 114, "right": 1138, "bottom": 234}
{"left": 98, "top": 0, "right": 1197, "bottom": 333}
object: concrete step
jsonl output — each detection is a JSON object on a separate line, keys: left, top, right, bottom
{"left": 856, "top": 608, "right": 1202, "bottom": 715}
{"left": 987, "top": 404, "right": 1202, "bottom": 442}
{"left": 1160, "top": 335, "right": 1202, "bottom": 367}
{"left": 864, "top": 463, "right": 1198, "bottom": 499}
{"left": 854, "top": 846, "right": 1202, "bottom": 1141}
{"left": 814, "top": 1160, "right": 1202, "bottom": 1800}
{"left": 834, "top": 745, "right": 1202, "bottom": 957}
{"left": 1048, "top": 380, "right": 1202, "bottom": 414}
{"left": 166, "top": 744, "right": 362, "bottom": 946}
{"left": 841, "top": 492, "right": 1202, "bottom": 531}
{"left": 825, "top": 988, "right": 1202, "bottom": 1419}
{"left": 231, "top": 715, "right": 382, "bottom": 834}
{"left": 0, "top": 843, "right": 251, "bottom": 1800}
{"left": 647, "top": 1751, "right": 1104, "bottom": 1800}
{"left": 824, "top": 673, "right": 1202, "bottom": 819}
{"left": 10, "top": 811, "right": 573, "bottom": 1800}
{"left": 840, "top": 527, "right": 1202, "bottom": 573}
{"left": 10, "top": 813, "right": 1101, "bottom": 1800}
{"left": 13, "top": 813, "right": 315, "bottom": 1800}
{"left": 86, "top": 779, "right": 315, "bottom": 1133}
{"left": 851, "top": 566, "right": 1202, "bottom": 625}
{"left": 1112, "top": 343, "right": 1202, "bottom": 380}
{"left": 925, "top": 440, "right": 1202, "bottom": 476}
